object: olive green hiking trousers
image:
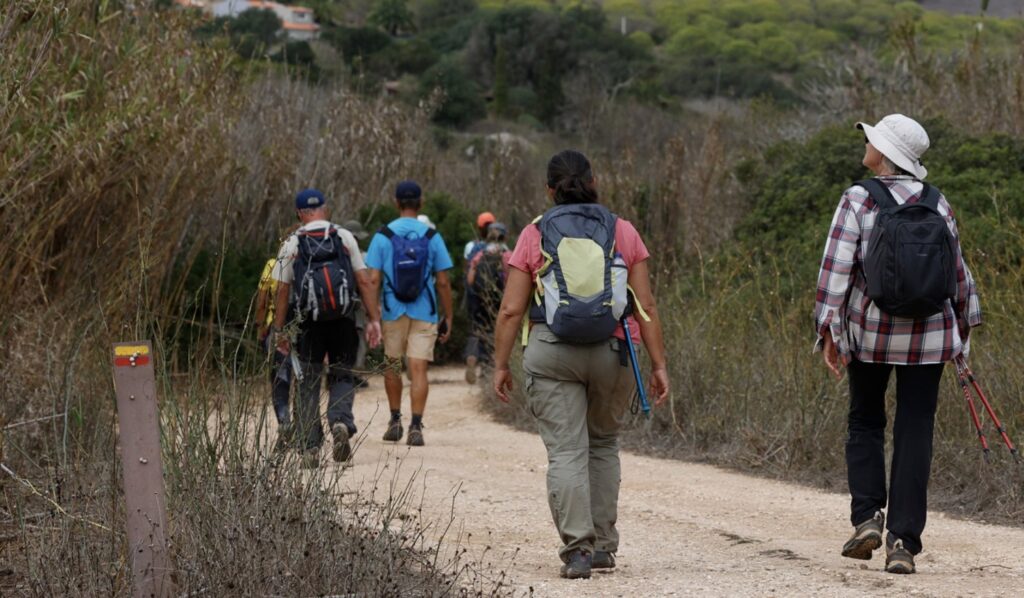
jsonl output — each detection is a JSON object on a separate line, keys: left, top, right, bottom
{"left": 522, "top": 324, "right": 636, "bottom": 561}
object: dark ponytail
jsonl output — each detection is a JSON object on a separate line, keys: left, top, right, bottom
{"left": 546, "top": 149, "right": 598, "bottom": 205}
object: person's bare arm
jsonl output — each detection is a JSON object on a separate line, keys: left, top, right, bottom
{"left": 435, "top": 270, "right": 454, "bottom": 343}
{"left": 255, "top": 288, "right": 270, "bottom": 340}
{"left": 356, "top": 270, "right": 380, "bottom": 321}
{"left": 627, "top": 260, "right": 670, "bottom": 405}
{"left": 492, "top": 268, "right": 533, "bottom": 402}
{"left": 360, "top": 269, "right": 383, "bottom": 349}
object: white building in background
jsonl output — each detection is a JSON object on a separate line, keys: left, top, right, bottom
{"left": 210, "top": 0, "right": 320, "bottom": 41}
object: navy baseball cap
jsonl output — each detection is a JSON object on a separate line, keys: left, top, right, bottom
{"left": 395, "top": 180, "right": 422, "bottom": 200}
{"left": 295, "top": 188, "right": 326, "bottom": 209}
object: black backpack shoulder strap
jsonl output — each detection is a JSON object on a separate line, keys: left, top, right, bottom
{"left": 424, "top": 228, "right": 437, "bottom": 240}
{"left": 855, "top": 179, "right": 898, "bottom": 210}
{"left": 378, "top": 225, "right": 395, "bottom": 239}
{"left": 918, "top": 183, "right": 940, "bottom": 209}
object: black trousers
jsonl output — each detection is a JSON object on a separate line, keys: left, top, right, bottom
{"left": 295, "top": 318, "right": 359, "bottom": 450}
{"left": 846, "top": 359, "right": 944, "bottom": 555}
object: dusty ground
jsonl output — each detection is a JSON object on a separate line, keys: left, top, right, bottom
{"left": 276, "top": 367, "right": 1024, "bottom": 597}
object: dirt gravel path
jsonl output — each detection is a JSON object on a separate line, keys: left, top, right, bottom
{"left": 295, "top": 367, "right": 1024, "bottom": 597}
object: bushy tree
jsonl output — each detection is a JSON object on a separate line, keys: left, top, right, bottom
{"left": 419, "top": 57, "right": 486, "bottom": 128}
{"left": 370, "top": 0, "right": 415, "bottom": 36}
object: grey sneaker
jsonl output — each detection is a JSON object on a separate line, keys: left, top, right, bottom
{"left": 560, "top": 549, "right": 592, "bottom": 579}
{"left": 407, "top": 425, "right": 424, "bottom": 447}
{"left": 885, "top": 537, "right": 916, "bottom": 574}
{"left": 592, "top": 551, "right": 615, "bottom": 570}
{"left": 331, "top": 423, "right": 352, "bottom": 463}
{"left": 383, "top": 419, "right": 403, "bottom": 442}
{"left": 842, "top": 510, "right": 884, "bottom": 560}
{"left": 465, "top": 355, "right": 478, "bottom": 384}
{"left": 300, "top": 447, "right": 320, "bottom": 469}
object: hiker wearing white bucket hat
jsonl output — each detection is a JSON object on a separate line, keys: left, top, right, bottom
{"left": 814, "top": 115, "right": 982, "bottom": 575}
{"left": 857, "top": 114, "right": 929, "bottom": 179}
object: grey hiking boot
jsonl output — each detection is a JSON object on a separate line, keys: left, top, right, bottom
{"left": 560, "top": 549, "right": 592, "bottom": 579}
{"left": 406, "top": 425, "right": 424, "bottom": 447}
{"left": 274, "top": 422, "right": 294, "bottom": 453}
{"left": 465, "top": 355, "right": 478, "bottom": 384}
{"left": 300, "top": 447, "right": 320, "bottom": 469}
{"left": 842, "top": 510, "right": 884, "bottom": 560}
{"left": 331, "top": 423, "right": 352, "bottom": 463}
{"left": 885, "top": 536, "right": 916, "bottom": 574}
{"left": 592, "top": 551, "right": 616, "bottom": 570}
{"left": 383, "top": 419, "right": 403, "bottom": 442}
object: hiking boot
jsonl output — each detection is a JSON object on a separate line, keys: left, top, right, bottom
{"left": 383, "top": 419, "right": 403, "bottom": 442}
{"left": 465, "top": 355, "right": 478, "bottom": 384}
{"left": 354, "top": 376, "right": 369, "bottom": 390}
{"left": 331, "top": 423, "right": 352, "bottom": 463}
{"left": 300, "top": 447, "right": 320, "bottom": 469}
{"left": 273, "top": 421, "right": 294, "bottom": 453}
{"left": 559, "top": 549, "right": 592, "bottom": 579}
{"left": 842, "top": 510, "right": 884, "bottom": 560}
{"left": 885, "top": 537, "right": 916, "bottom": 574}
{"left": 591, "top": 551, "right": 616, "bottom": 570}
{"left": 407, "top": 425, "right": 425, "bottom": 447}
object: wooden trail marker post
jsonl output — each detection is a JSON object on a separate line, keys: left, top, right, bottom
{"left": 112, "top": 341, "right": 176, "bottom": 598}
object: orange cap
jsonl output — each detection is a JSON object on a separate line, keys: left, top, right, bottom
{"left": 476, "top": 212, "right": 496, "bottom": 229}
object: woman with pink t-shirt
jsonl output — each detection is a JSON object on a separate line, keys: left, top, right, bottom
{"left": 492, "top": 150, "right": 670, "bottom": 580}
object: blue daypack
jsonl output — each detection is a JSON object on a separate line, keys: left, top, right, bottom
{"left": 378, "top": 225, "right": 437, "bottom": 312}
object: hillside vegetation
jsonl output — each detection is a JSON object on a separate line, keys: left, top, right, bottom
{"left": 200, "top": 0, "right": 1024, "bottom": 127}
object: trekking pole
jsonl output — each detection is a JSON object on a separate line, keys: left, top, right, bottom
{"left": 620, "top": 316, "right": 651, "bottom": 419}
{"left": 955, "top": 354, "right": 1020, "bottom": 463}
{"left": 953, "top": 357, "right": 991, "bottom": 462}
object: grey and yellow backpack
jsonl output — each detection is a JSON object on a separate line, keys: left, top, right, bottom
{"left": 527, "top": 204, "right": 631, "bottom": 343}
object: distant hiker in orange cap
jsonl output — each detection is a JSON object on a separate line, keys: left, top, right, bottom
{"left": 462, "top": 211, "right": 497, "bottom": 383}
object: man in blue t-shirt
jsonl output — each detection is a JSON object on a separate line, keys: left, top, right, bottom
{"left": 366, "top": 180, "right": 454, "bottom": 447}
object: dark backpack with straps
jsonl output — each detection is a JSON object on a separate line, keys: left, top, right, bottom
{"left": 378, "top": 225, "right": 437, "bottom": 311}
{"left": 859, "top": 179, "right": 958, "bottom": 319}
{"left": 472, "top": 248, "right": 506, "bottom": 310}
{"left": 292, "top": 226, "right": 357, "bottom": 322}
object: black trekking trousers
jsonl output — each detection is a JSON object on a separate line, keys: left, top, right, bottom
{"left": 846, "top": 359, "right": 944, "bottom": 555}
{"left": 295, "top": 318, "right": 359, "bottom": 450}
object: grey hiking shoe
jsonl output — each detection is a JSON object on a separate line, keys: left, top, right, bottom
{"left": 300, "top": 447, "right": 320, "bottom": 469}
{"left": 383, "top": 419, "right": 403, "bottom": 442}
{"left": 842, "top": 510, "right": 884, "bottom": 560}
{"left": 592, "top": 551, "right": 616, "bottom": 570}
{"left": 560, "top": 549, "right": 592, "bottom": 579}
{"left": 331, "top": 423, "right": 352, "bottom": 463}
{"left": 885, "top": 537, "right": 916, "bottom": 574}
{"left": 406, "top": 425, "right": 424, "bottom": 447}
{"left": 465, "top": 355, "right": 478, "bottom": 384}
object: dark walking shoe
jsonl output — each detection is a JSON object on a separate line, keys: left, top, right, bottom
{"left": 274, "top": 422, "right": 294, "bottom": 453}
{"left": 559, "top": 549, "right": 592, "bottom": 579}
{"left": 842, "top": 510, "right": 884, "bottom": 560}
{"left": 885, "top": 537, "right": 916, "bottom": 574}
{"left": 465, "top": 355, "right": 478, "bottom": 384}
{"left": 331, "top": 423, "right": 352, "bottom": 463}
{"left": 300, "top": 447, "right": 320, "bottom": 469}
{"left": 382, "top": 420, "right": 403, "bottom": 442}
{"left": 406, "top": 425, "right": 425, "bottom": 447}
{"left": 591, "top": 551, "right": 616, "bottom": 570}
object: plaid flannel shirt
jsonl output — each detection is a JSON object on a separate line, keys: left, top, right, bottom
{"left": 814, "top": 176, "right": 982, "bottom": 365}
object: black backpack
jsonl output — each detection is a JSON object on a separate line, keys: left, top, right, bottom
{"left": 859, "top": 179, "right": 958, "bottom": 319}
{"left": 472, "top": 249, "right": 505, "bottom": 310}
{"left": 291, "top": 226, "right": 357, "bottom": 322}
